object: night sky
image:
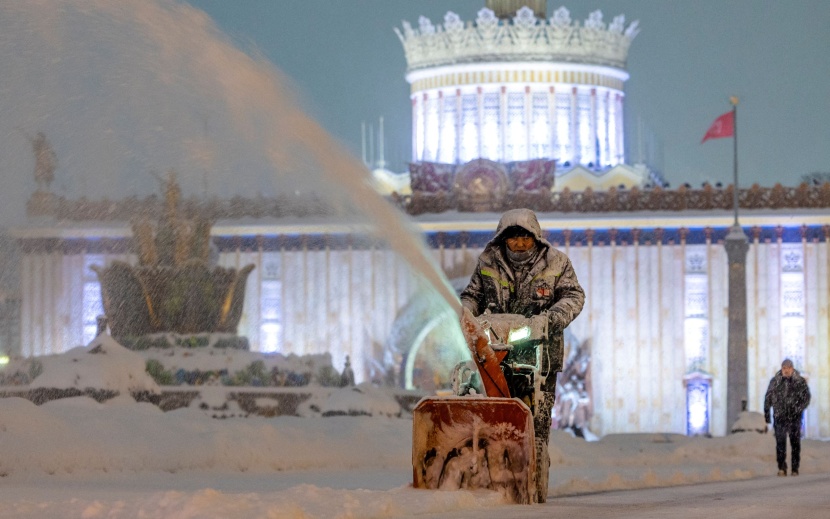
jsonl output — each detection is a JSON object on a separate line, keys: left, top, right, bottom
{"left": 1, "top": 1, "right": 828, "bottom": 229}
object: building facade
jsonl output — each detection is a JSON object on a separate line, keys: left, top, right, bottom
{"left": 11, "top": 195, "right": 830, "bottom": 438}
{"left": 397, "top": 5, "right": 635, "bottom": 169}
{"left": 6, "top": 2, "right": 830, "bottom": 438}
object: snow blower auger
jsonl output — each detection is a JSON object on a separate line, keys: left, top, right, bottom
{"left": 412, "top": 307, "right": 550, "bottom": 504}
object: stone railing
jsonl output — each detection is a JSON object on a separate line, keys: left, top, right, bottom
{"left": 27, "top": 183, "right": 830, "bottom": 223}
{"left": 393, "top": 182, "right": 830, "bottom": 215}
{"left": 27, "top": 192, "right": 337, "bottom": 222}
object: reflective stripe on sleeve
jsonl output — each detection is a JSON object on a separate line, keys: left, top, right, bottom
{"left": 480, "top": 268, "right": 513, "bottom": 291}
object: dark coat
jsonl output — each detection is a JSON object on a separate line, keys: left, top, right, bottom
{"left": 460, "top": 209, "right": 585, "bottom": 377}
{"left": 763, "top": 370, "right": 811, "bottom": 424}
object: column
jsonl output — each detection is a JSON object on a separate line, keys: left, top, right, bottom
{"left": 421, "top": 92, "right": 429, "bottom": 161}
{"left": 524, "top": 85, "right": 532, "bottom": 160}
{"left": 590, "top": 88, "right": 598, "bottom": 166}
{"left": 499, "top": 86, "right": 507, "bottom": 162}
{"left": 455, "top": 88, "right": 462, "bottom": 164}
{"left": 603, "top": 91, "right": 611, "bottom": 166}
{"left": 437, "top": 90, "right": 444, "bottom": 162}
{"left": 615, "top": 93, "right": 625, "bottom": 164}
{"left": 549, "top": 86, "right": 556, "bottom": 160}
{"left": 411, "top": 97, "right": 419, "bottom": 161}
{"left": 570, "top": 87, "right": 579, "bottom": 164}
{"left": 477, "top": 86, "right": 484, "bottom": 159}
{"left": 724, "top": 225, "right": 750, "bottom": 429}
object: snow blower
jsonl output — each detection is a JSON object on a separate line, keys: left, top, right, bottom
{"left": 412, "top": 308, "right": 550, "bottom": 504}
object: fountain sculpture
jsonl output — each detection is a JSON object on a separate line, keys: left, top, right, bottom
{"left": 92, "top": 172, "right": 254, "bottom": 349}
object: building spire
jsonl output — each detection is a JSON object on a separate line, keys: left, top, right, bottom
{"left": 377, "top": 116, "right": 386, "bottom": 170}
{"left": 485, "top": 0, "right": 546, "bottom": 19}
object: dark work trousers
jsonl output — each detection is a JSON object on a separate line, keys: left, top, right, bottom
{"left": 774, "top": 420, "right": 802, "bottom": 472}
{"left": 534, "top": 391, "right": 555, "bottom": 444}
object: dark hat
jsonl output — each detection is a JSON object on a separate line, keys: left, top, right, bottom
{"left": 781, "top": 358, "right": 794, "bottom": 368}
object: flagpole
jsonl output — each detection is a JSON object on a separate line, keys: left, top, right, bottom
{"left": 730, "top": 96, "right": 739, "bottom": 226}
{"left": 723, "top": 94, "right": 748, "bottom": 430}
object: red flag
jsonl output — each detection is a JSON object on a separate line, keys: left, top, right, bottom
{"left": 701, "top": 110, "right": 734, "bottom": 143}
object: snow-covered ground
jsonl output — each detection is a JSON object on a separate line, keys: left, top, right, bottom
{"left": 0, "top": 337, "right": 828, "bottom": 518}
{"left": 2, "top": 396, "right": 829, "bottom": 519}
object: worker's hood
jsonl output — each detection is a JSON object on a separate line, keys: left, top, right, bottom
{"left": 492, "top": 208, "right": 544, "bottom": 243}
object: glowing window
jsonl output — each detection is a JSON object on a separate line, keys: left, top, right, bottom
{"left": 608, "top": 95, "right": 622, "bottom": 164}
{"left": 577, "top": 92, "right": 593, "bottom": 165}
{"left": 554, "top": 93, "right": 572, "bottom": 163}
{"left": 439, "top": 93, "right": 457, "bottom": 163}
{"left": 686, "top": 378, "right": 710, "bottom": 436}
{"left": 684, "top": 318, "right": 708, "bottom": 371}
{"left": 596, "top": 92, "right": 609, "bottom": 166}
{"left": 424, "top": 96, "right": 440, "bottom": 162}
{"left": 481, "top": 92, "right": 500, "bottom": 160}
{"left": 260, "top": 322, "right": 282, "bottom": 353}
{"left": 82, "top": 255, "right": 105, "bottom": 345}
{"left": 684, "top": 248, "right": 709, "bottom": 372}
{"left": 259, "top": 258, "right": 283, "bottom": 353}
{"left": 414, "top": 97, "right": 424, "bottom": 161}
{"left": 780, "top": 248, "right": 805, "bottom": 368}
{"left": 530, "top": 92, "right": 550, "bottom": 159}
{"left": 459, "top": 94, "right": 478, "bottom": 162}
{"left": 505, "top": 92, "right": 526, "bottom": 161}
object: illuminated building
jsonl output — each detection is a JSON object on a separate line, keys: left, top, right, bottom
{"left": 5, "top": 1, "right": 830, "bottom": 438}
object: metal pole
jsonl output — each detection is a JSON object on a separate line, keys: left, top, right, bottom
{"left": 731, "top": 97, "right": 739, "bottom": 225}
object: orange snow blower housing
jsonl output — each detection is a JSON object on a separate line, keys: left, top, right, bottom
{"left": 412, "top": 308, "right": 551, "bottom": 504}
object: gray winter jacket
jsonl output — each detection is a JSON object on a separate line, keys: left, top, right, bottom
{"left": 764, "top": 370, "right": 811, "bottom": 424}
{"left": 460, "top": 209, "right": 585, "bottom": 380}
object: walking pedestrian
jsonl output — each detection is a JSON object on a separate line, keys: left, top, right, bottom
{"left": 763, "top": 358, "right": 811, "bottom": 476}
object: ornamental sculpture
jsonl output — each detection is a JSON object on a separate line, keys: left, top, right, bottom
{"left": 406, "top": 158, "right": 555, "bottom": 213}
{"left": 396, "top": 6, "right": 639, "bottom": 71}
{"left": 29, "top": 132, "right": 57, "bottom": 191}
{"left": 25, "top": 131, "right": 58, "bottom": 217}
{"left": 92, "top": 172, "right": 255, "bottom": 346}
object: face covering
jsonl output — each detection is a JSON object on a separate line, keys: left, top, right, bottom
{"left": 505, "top": 243, "right": 537, "bottom": 266}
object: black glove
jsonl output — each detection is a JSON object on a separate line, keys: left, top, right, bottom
{"left": 764, "top": 413, "right": 770, "bottom": 424}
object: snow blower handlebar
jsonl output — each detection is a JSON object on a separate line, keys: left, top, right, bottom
{"left": 460, "top": 307, "right": 511, "bottom": 398}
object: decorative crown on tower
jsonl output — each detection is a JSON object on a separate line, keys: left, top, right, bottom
{"left": 395, "top": 6, "right": 639, "bottom": 71}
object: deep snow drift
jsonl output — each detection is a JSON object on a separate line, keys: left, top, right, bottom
{"left": 0, "top": 336, "right": 828, "bottom": 518}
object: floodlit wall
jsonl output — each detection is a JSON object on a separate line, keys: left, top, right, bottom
{"left": 410, "top": 82, "right": 625, "bottom": 168}
{"left": 13, "top": 227, "right": 830, "bottom": 438}
{"left": 15, "top": 245, "right": 421, "bottom": 385}
{"left": 216, "top": 247, "right": 421, "bottom": 384}
{"left": 430, "top": 229, "right": 830, "bottom": 438}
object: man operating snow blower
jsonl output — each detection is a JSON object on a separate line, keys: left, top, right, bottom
{"left": 411, "top": 208, "right": 584, "bottom": 504}
{"left": 460, "top": 208, "right": 585, "bottom": 501}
